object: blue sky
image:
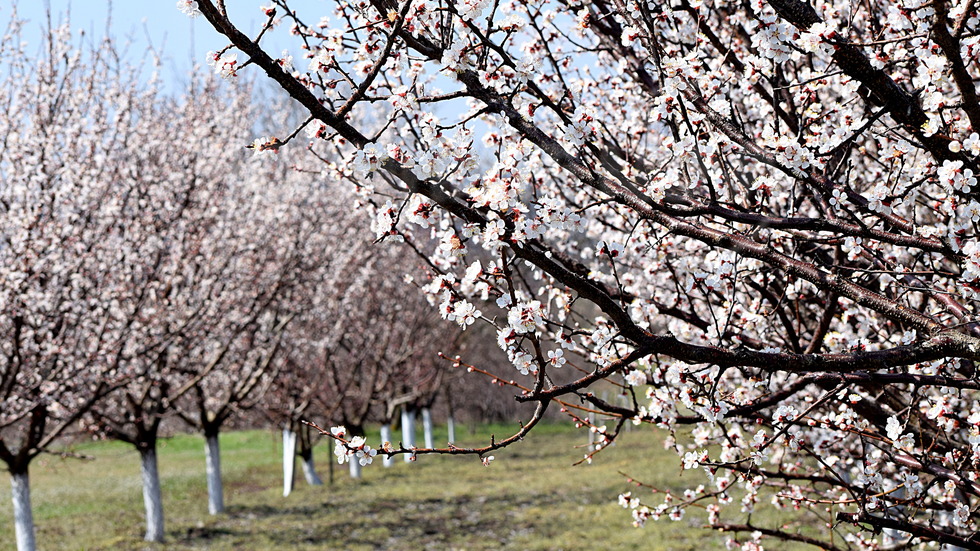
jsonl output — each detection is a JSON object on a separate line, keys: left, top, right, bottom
{"left": 9, "top": 1, "right": 320, "bottom": 88}
{"left": 9, "top": 0, "right": 475, "bottom": 135}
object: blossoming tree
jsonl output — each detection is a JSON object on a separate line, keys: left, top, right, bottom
{"left": 82, "top": 78, "right": 338, "bottom": 541}
{"left": 191, "top": 0, "right": 980, "bottom": 548}
{"left": 268, "top": 221, "right": 460, "bottom": 482}
{"left": 256, "top": 182, "right": 372, "bottom": 491}
{"left": 0, "top": 19, "right": 174, "bottom": 551}
{"left": 169, "top": 122, "right": 345, "bottom": 514}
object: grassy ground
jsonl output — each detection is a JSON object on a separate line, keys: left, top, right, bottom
{"left": 0, "top": 422, "right": 815, "bottom": 550}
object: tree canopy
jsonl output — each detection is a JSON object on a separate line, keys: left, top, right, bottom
{"left": 187, "top": 0, "right": 980, "bottom": 548}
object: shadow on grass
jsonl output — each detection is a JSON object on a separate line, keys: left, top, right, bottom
{"left": 210, "top": 494, "right": 547, "bottom": 549}
{"left": 182, "top": 525, "right": 237, "bottom": 540}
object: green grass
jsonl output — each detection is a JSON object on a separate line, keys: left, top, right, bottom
{"left": 0, "top": 423, "right": 815, "bottom": 550}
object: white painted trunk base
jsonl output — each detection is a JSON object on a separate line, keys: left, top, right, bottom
{"left": 301, "top": 454, "right": 323, "bottom": 485}
{"left": 587, "top": 411, "right": 597, "bottom": 453}
{"left": 205, "top": 434, "right": 224, "bottom": 514}
{"left": 379, "top": 424, "right": 394, "bottom": 467}
{"left": 401, "top": 409, "right": 416, "bottom": 463}
{"left": 881, "top": 487, "right": 913, "bottom": 549}
{"left": 447, "top": 416, "right": 456, "bottom": 445}
{"left": 934, "top": 507, "right": 967, "bottom": 551}
{"left": 421, "top": 408, "right": 435, "bottom": 449}
{"left": 282, "top": 428, "right": 296, "bottom": 497}
{"left": 10, "top": 471, "right": 36, "bottom": 551}
{"left": 140, "top": 448, "right": 165, "bottom": 542}
{"left": 348, "top": 457, "right": 362, "bottom": 479}
{"left": 881, "top": 529, "right": 904, "bottom": 548}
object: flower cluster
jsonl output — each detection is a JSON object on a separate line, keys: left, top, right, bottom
{"left": 332, "top": 427, "right": 378, "bottom": 466}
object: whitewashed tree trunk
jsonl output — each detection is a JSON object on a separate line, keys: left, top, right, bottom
{"left": 379, "top": 424, "right": 394, "bottom": 467}
{"left": 401, "top": 408, "right": 416, "bottom": 463}
{"left": 421, "top": 407, "right": 435, "bottom": 449}
{"left": 881, "top": 526, "right": 905, "bottom": 547}
{"left": 139, "top": 447, "right": 165, "bottom": 542}
{"left": 881, "top": 486, "right": 917, "bottom": 549}
{"left": 621, "top": 395, "right": 632, "bottom": 432}
{"left": 348, "top": 457, "right": 362, "bottom": 479}
{"left": 444, "top": 386, "right": 456, "bottom": 446}
{"left": 947, "top": 492, "right": 969, "bottom": 551}
{"left": 282, "top": 427, "right": 296, "bottom": 497}
{"left": 300, "top": 450, "right": 323, "bottom": 485}
{"left": 10, "top": 470, "right": 36, "bottom": 551}
{"left": 936, "top": 490, "right": 968, "bottom": 551}
{"left": 587, "top": 411, "right": 597, "bottom": 453}
{"left": 204, "top": 433, "right": 224, "bottom": 514}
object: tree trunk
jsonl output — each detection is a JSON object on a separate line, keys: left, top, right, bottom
{"left": 401, "top": 407, "right": 416, "bottom": 463}
{"left": 379, "top": 423, "right": 394, "bottom": 467}
{"left": 587, "top": 411, "right": 597, "bottom": 453}
{"left": 881, "top": 484, "right": 904, "bottom": 548}
{"left": 445, "top": 385, "right": 456, "bottom": 445}
{"left": 348, "top": 456, "right": 362, "bottom": 479}
{"left": 299, "top": 448, "right": 323, "bottom": 485}
{"left": 421, "top": 407, "right": 435, "bottom": 449}
{"left": 204, "top": 431, "right": 224, "bottom": 514}
{"left": 10, "top": 468, "right": 36, "bottom": 551}
{"left": 139, "top": 445, "right": 165, "bottom": 542}
{"left": 297, "top": 425, "right": 323, "bottom": 485}
{"left": 282, "top": 426, "right": 296, "bottom": 497}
